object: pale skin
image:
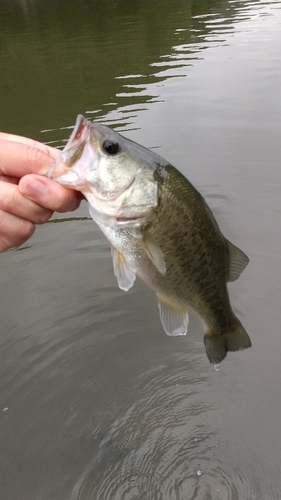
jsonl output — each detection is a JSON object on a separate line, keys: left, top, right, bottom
{"left": 0, "top": 132, "right": 82, "bottom": 252}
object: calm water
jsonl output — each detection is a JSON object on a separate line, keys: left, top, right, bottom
{"left": 1, "top": 0, "right": 281, "bottom": 499}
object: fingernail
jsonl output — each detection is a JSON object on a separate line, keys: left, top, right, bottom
{"left": 22, "top": 178, "right": 47, "bottom": 200}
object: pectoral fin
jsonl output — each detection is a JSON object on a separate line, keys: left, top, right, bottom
{"left": 157, "top": 293, "right": 189, "bottom": 336}
{"left": 139, "top": 233, "right": 166, "bottom": 275}
{"left": 111, "top": 247, "right": 136, "bottom": 291}
{"left": 226, "top": 240, "right": 249, "bottom": 282}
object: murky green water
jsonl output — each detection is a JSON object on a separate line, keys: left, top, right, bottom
{"left": 1, "top": 0, "right": 281, "bottom": 498}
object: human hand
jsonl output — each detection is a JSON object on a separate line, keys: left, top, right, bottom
{"left": 0, "top": 132, "right": 82, "bottom": 252}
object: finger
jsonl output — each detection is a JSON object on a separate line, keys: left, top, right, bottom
{"left": 0, "top": 210, "right": 35, "bottom": 253}
{"left": 0, "top": 175, "right": 19, "bottom": 185}
{"left": 0, "top": 133, "right": 60, "bottom": 158}
{"left": 0, "top": 139, "right": 59, "bottom": 178}
{"left": 0, "top": 181, "right": 53, "bottom": 224}
{"left": 19, "top": 174, "right": 82, "bottom": 213}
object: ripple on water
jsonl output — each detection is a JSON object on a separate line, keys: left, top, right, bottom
{"left": 70, "top": 364, "right": 267, "bottom": 500}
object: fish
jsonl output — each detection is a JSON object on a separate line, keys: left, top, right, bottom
{"left": 46, "top": 114, "right": 252, "bottom": 364}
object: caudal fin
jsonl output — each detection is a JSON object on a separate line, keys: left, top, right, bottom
{"left": 204, "top": 321, "right": 252, "bottom": 364}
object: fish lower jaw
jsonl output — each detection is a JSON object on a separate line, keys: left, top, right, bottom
{"left": 88, "top": 203, "right": 146, "bottom": 229}
{"left": 116, "top": 216, "right": 142, "bottom": 223}
{"left": 105, "top": 216, "right": 146, "bottom": 229}
{"left": 47, "top": 167, "right": 89, "bottom": 190}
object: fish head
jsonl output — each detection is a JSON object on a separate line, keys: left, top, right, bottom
{"left": 46, "top": 115, "right": 163, "bottom": 225}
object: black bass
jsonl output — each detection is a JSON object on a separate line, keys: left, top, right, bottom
{"left": 46, "top": 115, "right": 252, "bottom": 364}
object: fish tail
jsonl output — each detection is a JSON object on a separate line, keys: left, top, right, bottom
{"left": 204, "top": 320, "right": 252, "bottom": 364}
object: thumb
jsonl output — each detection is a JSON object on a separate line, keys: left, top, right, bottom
{"left": 19, "top": 174, "right": 82, "bottom": 213}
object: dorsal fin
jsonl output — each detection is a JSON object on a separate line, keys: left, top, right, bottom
{"left": 226, "top": 240, "right": 249, "bottom": 282}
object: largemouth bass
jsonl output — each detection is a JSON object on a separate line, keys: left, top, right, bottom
{"left": 46, "top": 115, "right": 252, "bottom": 364}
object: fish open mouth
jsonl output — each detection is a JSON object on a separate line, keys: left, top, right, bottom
{"left": 64, "top": 115, "right": 92, "bottom": 150}
{"left": 45, "top": 115, "right": 97, "bottom": 188}
{"left": 46, "top": 115, "right": 157, "bottom": 225}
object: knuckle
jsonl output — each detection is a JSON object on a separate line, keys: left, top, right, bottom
{"left": 6, "top": 191, "right": 18, "bottom": 213}
{"left": 26, "top": 145, "right": 44, "bottom": 164}
{"left": 18, "top": 220, "right": 35, "bottom": 241}
{"left": 37, "top": 209, "right": 53, "bottom": 224}
{"left": 0, "top": 237, "right": 9, "bottom": 253}
{"left": 0, "top": 209, "right": 35, "bottom": 251}
{"left": 12, "top": 219, "right": 35, "bottom": 247}
{"left": 0, "top": 185, "right": 18, "bottom": 213}
{"left": 14, "top": 220, "right": 34, "bottom": 242}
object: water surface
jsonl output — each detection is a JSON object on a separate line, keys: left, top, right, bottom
{"left": 1, "top": 1, "right": 281, "bottom": 499}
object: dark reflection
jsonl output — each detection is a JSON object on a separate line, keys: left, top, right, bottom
{"left": 1, "top": 0, "right": 250, "bottom": 140}
{"left": 47, "top": 217, "right": 91, "bottom": 224}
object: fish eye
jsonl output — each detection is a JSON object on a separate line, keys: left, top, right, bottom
{"left": 102, "top": 139, "right": 120, "bottom": 155}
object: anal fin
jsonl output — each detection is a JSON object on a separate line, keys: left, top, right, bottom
{"left": 157, "top": 293, "right": 189, "bottom": 336}
{"left": 111, "top": 247, "right": 136, "bottom": 291}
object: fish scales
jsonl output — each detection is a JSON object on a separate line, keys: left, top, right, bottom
{"left": 101, "top": 164, "right": 234, "bottom": 334}
{"left": 46, "top": 115, "right": 252, "bottom": 364}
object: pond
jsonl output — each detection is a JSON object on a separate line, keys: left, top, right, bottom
{"left": 1, "top": 0, "right": 281, "bottom": 498}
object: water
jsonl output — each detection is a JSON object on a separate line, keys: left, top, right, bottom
{"left": 1, "top": 0, "right": 281, "bottom": 498}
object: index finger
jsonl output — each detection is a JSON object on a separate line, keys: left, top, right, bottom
{"left": 0, "top": 132, "right": 60, "bottom": 158}
{"left": 0, "top": 139, "right": 60, "bottom": 179}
